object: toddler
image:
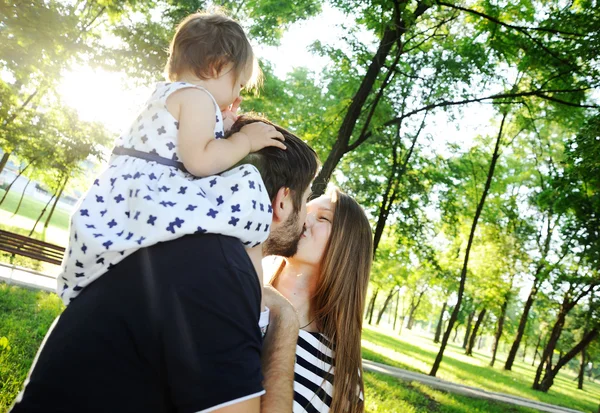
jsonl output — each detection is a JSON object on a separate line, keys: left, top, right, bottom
{"left": 58, "top": 12, "right": 283, "bottom": 307}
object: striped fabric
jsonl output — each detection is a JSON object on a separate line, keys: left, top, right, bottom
{"left": 293, "top": 330, "right": 335, "bottom": 413}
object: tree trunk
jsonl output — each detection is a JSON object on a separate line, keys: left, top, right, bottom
{"left": 536, "top": 328, "right": 599, "bottom": 392}
{"left": 2, "top": 89, "right": 39, "bottom": 129}
{"left": 393, "top": 289, "right": 400, "bottom": 331}
{"left": 466, "top": 308, "right": 486, "bottom": 356}
{"left": 505, "top": 280, "right": 539, "bottom": 370}
{"left": 0, "top": 160, "right": 33, "bottom": 206}
{"left": 372, "top": 142, "right": 399, "bottom": 257}
{"left": 578, "top": 349, "right": 587, "bottom": 390}
{"left": 522, "top": 338, "right": 528, "bottom": 362}
{"left": 533, "top": 284, "right": 595, "bottom": 390}
{"left": 44, "top": 175, "right": 68, "bottom": 229}
{"left": 407, "top": 290, "right": 426, "bottom": 330}
{"left": 452, "top": 322, "right": 460, "bottom": 342}
{"left": 532, "top": 334, "right": 544, "bottom": 367}
{"left": 491, "top": 295, "right": 509, "bottom": 366}
{"left": 367, "top": 288, "right": 379, "bottom": 325}
{"left": 0, "top": 90, "right": 40, "bottom": 173}
{"left": 434, "top": 302, "right": 447, "bottom": 344}
{"left": 398, "top": 313, "right": 405, "bottom": 336}
{"left": 311, "top": 4, "right": 431, "bottom": 195}
{"left": 533, "top": 306, "right": 568, "bottom": 389}
{"left": 0, "top": 152, "right": 11, "bottom": 178}
{"left": 463, "top": 310, "right": 475, "bottom": 349}
{"left": 11, "top": 179, "right": 31, "bottom": 217}
{"left": 478, "top": 334, "right": 484, "bottom": 350}
{"left": 505, "top": 218, "right": 554, "bottom": 371}
{"left": 406, "top": 306, "right": 416, "bottom": 330}
{"left": 29, "top": 193, "right": 56, "bottom": 237}
{"left": 429, "top": 112, "right": 508, "bottom": 377}
{"left": 376, "top": 287, "right": 397, "bottom": 325}
{"left": 372, "top": 117, "right": 424, "bottom": 255}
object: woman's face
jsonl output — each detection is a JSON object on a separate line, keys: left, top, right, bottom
{"left": 293, "top": 195, "right": 335, "bottom": 268}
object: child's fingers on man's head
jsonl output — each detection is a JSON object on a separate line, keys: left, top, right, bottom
{"left": 272, "top": 131, "right": 285, "bottom": 141}
{"left": 270, "top": 139, "right": 287, "bottom": 150}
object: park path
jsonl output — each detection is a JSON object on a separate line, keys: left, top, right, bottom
{"left": 363, "top": 359, "right": 586, "bottom": 413}
{"left": 0, "top": 262, "right": 56, "bottom": 292}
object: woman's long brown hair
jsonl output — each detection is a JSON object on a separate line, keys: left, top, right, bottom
{"left": 272, "top": 189, "right": 373, "bottom": 413}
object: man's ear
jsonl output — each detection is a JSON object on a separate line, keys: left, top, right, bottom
{"left": 271, "top": 187, "right": 293, "bottom": 224}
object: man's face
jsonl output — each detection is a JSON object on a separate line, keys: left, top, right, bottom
{"left": 263, "top": 186, "right": 311, "bottom": 257}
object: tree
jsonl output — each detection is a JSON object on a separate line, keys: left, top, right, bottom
{"left": 41, "top": 102, "right": 111, "bottom": 228}
{"left": 466, "top": 307, "right": 486, "bottom": 356}
{"left": 0, "top": 0, "right": 128, "bottom": 174}
{"left": 366, "top": 234, "right": 409, "bottom": 325}
{"left": 530, "top": 112, "right": 600, "bottom": 391}
{"left": 103, "top": 1, "right": 323, "bottom": 80}
{"left": 430, "top": 110, "right": 510, "bottom": 376}
{"left": 311, "top": 0, "right": 600, "bottom": 196}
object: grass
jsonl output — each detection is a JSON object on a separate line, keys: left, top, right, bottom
{"left": 0, "top": 284, "right": 64, "bottom": 411}
{"left": 0, "top": 285, "right": 542, "bottom": 413}
{"left": 364, "top": 371, "right": 541, "bottom": 413}
{"left": 361, "top": 325, "right": 600, "bottom": 413}
{"left": 0, "top": 188, "right": 70, "bottom": 247}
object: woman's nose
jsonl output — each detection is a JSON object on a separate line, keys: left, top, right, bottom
{"left": 304, "top": 212, "right": 316, "bottom": 227}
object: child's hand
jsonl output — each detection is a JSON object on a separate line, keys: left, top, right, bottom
{"left": 222, "top": 97, "right": 241, "bottom": 132}
{"left": 239, "top": 122, "right": 286, "bottom": 152}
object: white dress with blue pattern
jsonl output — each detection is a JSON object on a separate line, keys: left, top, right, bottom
{"left": 58, "top": 82, "right": 272, "bottom": 305}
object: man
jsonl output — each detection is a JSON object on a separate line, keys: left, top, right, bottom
{"left": 10, "top": 115, "right": 319, "bottom": 413}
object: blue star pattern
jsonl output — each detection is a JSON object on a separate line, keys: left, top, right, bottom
{"left": 58, "top": 82, "right": 273, "bottom": 305}
{"left": 166, "top": 217, "right": 185, "bottom": 233}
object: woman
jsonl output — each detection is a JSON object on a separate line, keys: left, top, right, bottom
{"left": 270, "top": 188, "right": 373, "bottom": 413}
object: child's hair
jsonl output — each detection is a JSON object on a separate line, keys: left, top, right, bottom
{"left": 165, "top": 11, "right": 261, "bottom": 88}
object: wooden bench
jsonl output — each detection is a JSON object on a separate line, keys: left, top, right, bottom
{"left": 0, "top": 229, "right": 65, "bottom": 266}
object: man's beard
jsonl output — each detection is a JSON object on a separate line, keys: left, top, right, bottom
{"left": 263, "top": 210, "right": 303, "bottom": 258}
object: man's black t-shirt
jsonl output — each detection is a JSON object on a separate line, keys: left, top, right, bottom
{"left": 10, "top": 234, "right": 264, "bottom": 413}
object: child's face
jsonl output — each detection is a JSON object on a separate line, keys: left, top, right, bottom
{"left": 210, "top": 64, "right": 250, "bottom": 111}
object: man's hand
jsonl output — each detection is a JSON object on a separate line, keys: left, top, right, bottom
{"left": 209, "top": 287, "right": 298, "bottom": 413}
{"left": 263, "top": 286, "right": 297, "bottom": 322}
{"left": 261, "top": 286, "right": 299, "bottom": 412}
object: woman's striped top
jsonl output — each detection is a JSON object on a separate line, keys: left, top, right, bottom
{"left": 293, "top": 330, "right": 335, "bottom": 413}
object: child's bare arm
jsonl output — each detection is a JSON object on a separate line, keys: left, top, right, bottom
{"left": 167, "top": 89, "right": 285, "bottom": 177}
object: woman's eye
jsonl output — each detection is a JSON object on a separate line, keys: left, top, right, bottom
{"left": 320, "top": 216, "right": 330, "bottom": 222}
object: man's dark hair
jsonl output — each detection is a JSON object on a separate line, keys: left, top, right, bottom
{"left": 226, "top": 115, "right": 319, "bottom": 212}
